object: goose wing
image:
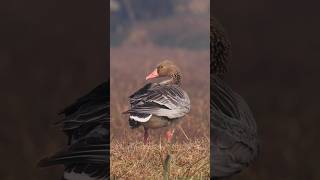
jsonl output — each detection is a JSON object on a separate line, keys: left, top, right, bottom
{"left": 58, "top": 82, "right": 109, "bottom": 144}
{"left": 38, "top": 81, "right": 109, "bottom": 180}
{"left": 126, "top": 83, "right": 190, "bottom": 120}
{"left": 38, "top": 127, "right": 108, "bottom": 179}
{"left": 211, "top": 76, "right": 258, "bottom": 178}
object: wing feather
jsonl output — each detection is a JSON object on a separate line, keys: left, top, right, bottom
{"left": 211, "top": 77, "right": 258, "bottom": 178}
{"left": 127, "top": 84, "right": 190, "bottom": 119}
{"left": 38, "top": 81, "right": 109, "bottom": 180}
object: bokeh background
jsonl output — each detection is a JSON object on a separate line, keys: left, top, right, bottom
{"left": 110, "top": 0, "right": 210, "bottom": 142}
{"left": 1, "top": 0, "right": 320, "bottom": 179}
{"left": 213, "top": 1, "right": 320, "bottom": 180}
{"left": 0, "top": 0, "right": 107, "bottom": 179}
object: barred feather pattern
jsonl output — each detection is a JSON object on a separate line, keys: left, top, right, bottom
{"left": 125, "top": 82, "right": 190, "bottom": 125}
{"left": 211, "top": 76, "right": 259, "bottom": 179}
{"left": 38, "top": 82, "right": 109, "bottom": 180}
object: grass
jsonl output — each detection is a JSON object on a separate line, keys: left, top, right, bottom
{"left": 110, "top": 138, "right": 210, "bottom": 179}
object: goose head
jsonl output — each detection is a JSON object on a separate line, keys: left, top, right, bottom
{"left": 211, "top": 17, "right": 231, "bottom": 78}
{"left": 146, "top": 60, "right": 181, "bottom": 85}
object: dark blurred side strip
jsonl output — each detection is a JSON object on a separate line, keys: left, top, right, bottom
{"left": 211, "top": 3, "right": 259, "bottom": 179}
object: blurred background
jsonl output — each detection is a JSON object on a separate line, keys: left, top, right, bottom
{"left": 110, "top": 0, "right": 210, "bottom": 142}
{"left": 213, "top": 1, "right": 320, "bottom": 180}
{"left": 1, "top": 0, "right": 319, "bottom": 179}
{"left": 0, "top": 0, "right": 107, "bottom": 179}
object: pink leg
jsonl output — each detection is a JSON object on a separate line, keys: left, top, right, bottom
{"left": 165, "top": 129, "right": 175, "bottom": 143}
{"left": 144, "top": 127, "right": 149, "bottom": 144}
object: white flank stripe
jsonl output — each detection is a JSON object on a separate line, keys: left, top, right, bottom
{"left": 130, "top": 114, "right": 152, "bottom": 122}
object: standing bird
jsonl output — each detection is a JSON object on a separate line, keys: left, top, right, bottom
{"left": 123, "top": 60, "right": 191, "bottom": 144}
{"left": 211, "top": 17, "right": 259, "bottom": 179}
{"left": 38, "top": 82, "right": 109, "bottom": 180}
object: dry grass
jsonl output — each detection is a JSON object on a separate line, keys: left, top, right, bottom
{"left": 111, "top": 138, "right": 210, "bottom": 179}
{"left": 110, "top": 45, "right": 210, "bottom": 178}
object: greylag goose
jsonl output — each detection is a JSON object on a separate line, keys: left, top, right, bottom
{"left": 123, "top": 60, "right": 191, "bottom": 144}
{"left": 211, "top": 17, "right": 259, "bottom": 179}
{"left": 38, "top": 82, "right": 109, "bottom": 180}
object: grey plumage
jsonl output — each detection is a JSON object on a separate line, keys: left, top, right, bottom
{"left": 125, "top": 83, "right": 190, "bottom": 121}
{"left": 211, "top": 77, "right": 258, "bottom": 179}
{"left": 211, "top": 17, "right": 259, "bottom": 179}
{"left": 38, "top": 82, "right": 109, "bottom": 180}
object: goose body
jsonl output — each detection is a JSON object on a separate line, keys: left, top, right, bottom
{"left": 211, "top": 76, "right": 258, "bottom": 179}
{"left": 124, "top": 60, "right": 190, "bottom": 143}
{"left": 127, "top": 83, "right": 190, "bottom": 124}
{"left": 211, "top": 17, "right": 259, "bottom": 179}
{"left": 38, "top": 82, "right": 109, "bottom": 180}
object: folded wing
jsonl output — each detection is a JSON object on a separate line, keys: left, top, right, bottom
{"left": 126, "top": 83, "right": 190, "bottom": 120}
{"left": 38, "top": 82, "right": 109, "bottom": 180}
{"left": 211, "top": 76, "right": 258, "bottom": 179}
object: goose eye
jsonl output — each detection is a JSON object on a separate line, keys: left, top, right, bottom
{"left": 158, "top": 65, "right": 163, "bottom": 69}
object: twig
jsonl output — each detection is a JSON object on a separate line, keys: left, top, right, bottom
{"left": 178, "top": 125, "right": 190, "bottom": 142}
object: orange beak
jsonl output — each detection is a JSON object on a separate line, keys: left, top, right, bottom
{"left": 146, "top": 69, "right": 159, "bottom": 80}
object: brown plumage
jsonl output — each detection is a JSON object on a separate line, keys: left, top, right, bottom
{"left": 211, "top": 17, "right": 231, "bottom": 78}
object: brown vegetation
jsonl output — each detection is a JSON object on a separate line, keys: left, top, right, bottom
{"left": 111, "top": 138, "right": 210, "bottom": 179}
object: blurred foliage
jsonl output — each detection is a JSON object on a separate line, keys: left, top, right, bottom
{"left": 110, "top": 0, "right": 209, "bottom": 50}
